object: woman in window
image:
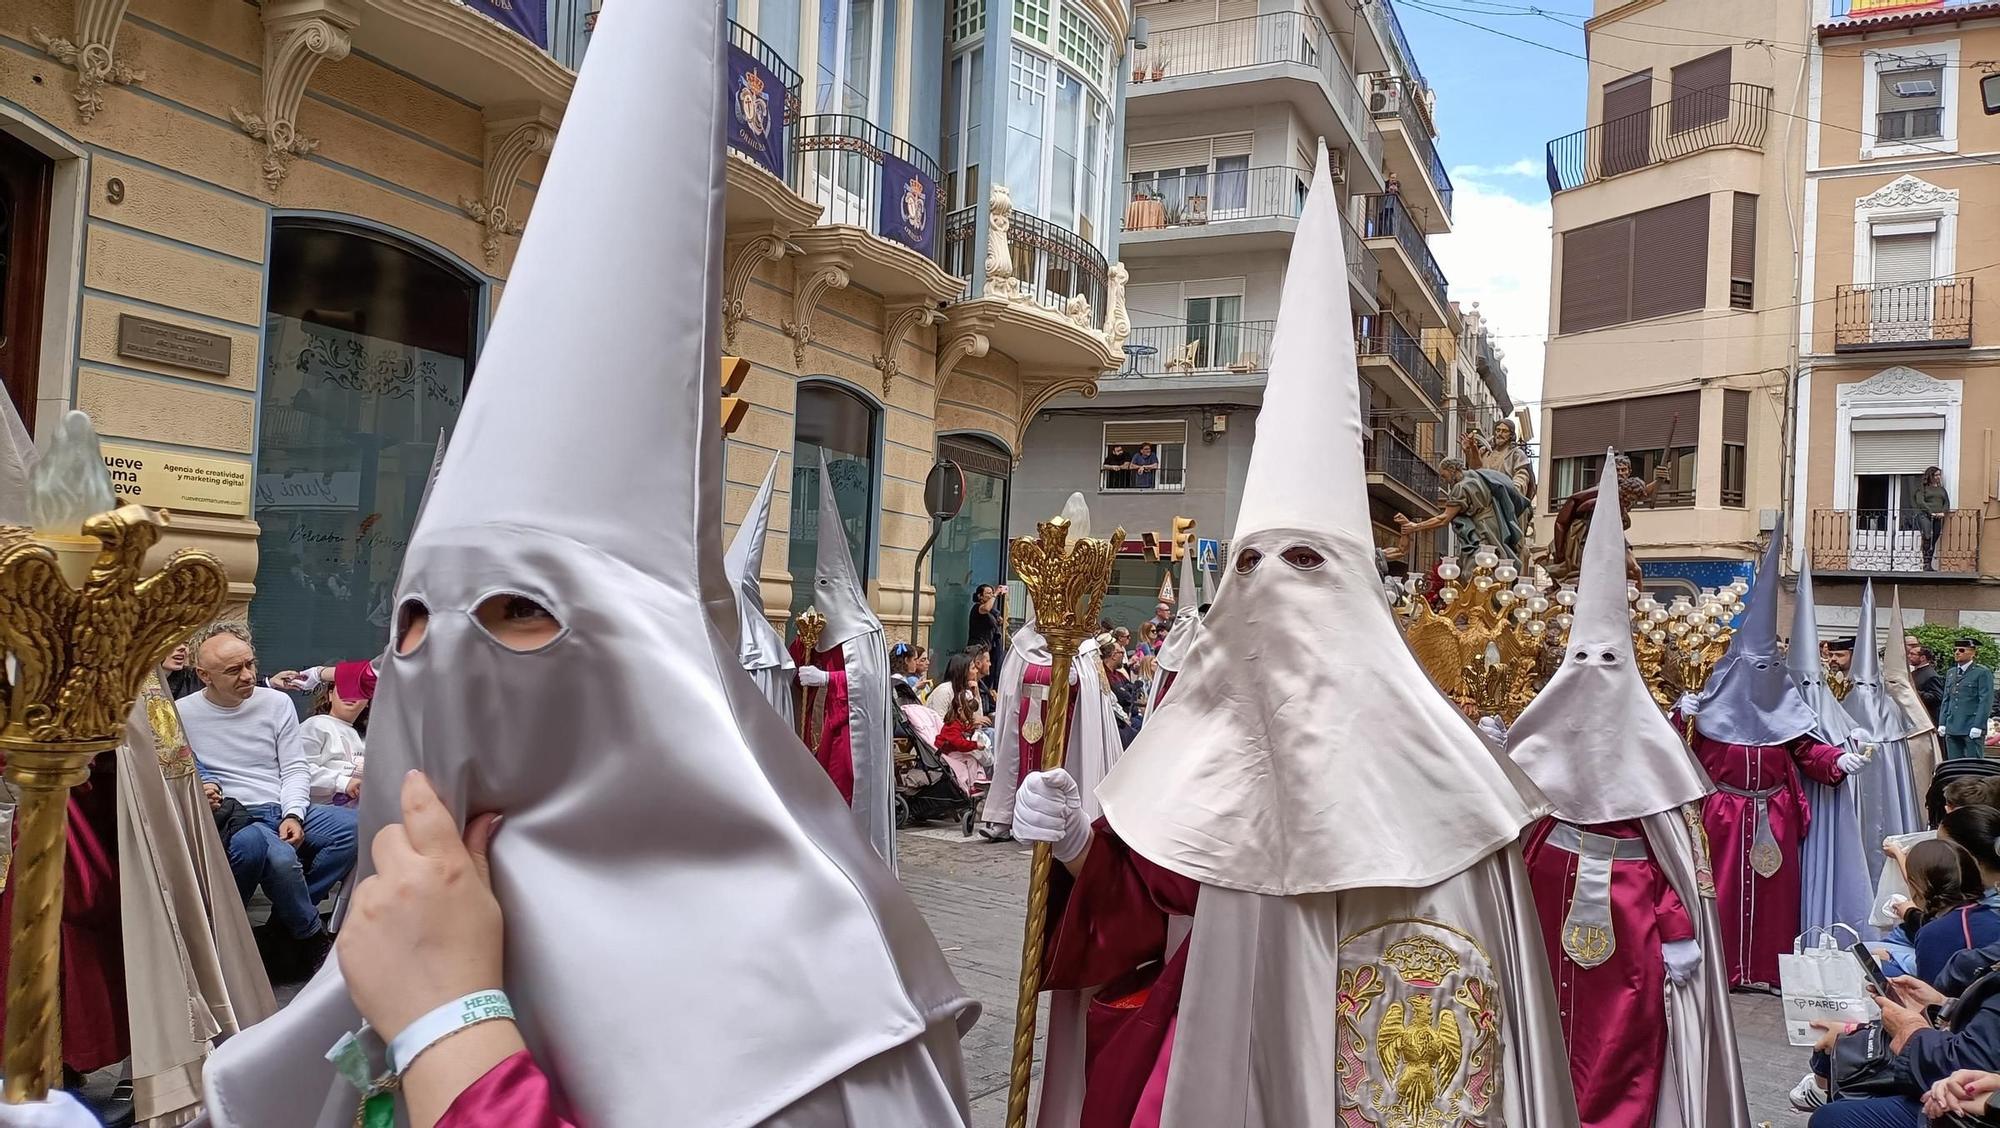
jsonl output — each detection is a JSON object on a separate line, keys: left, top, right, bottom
{"left": 1916, "top": 466, "right": 1950, "bottom": 571}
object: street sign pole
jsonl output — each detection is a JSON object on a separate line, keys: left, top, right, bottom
{"left": 910, "top": 460, "right": 967, "bottom": 649}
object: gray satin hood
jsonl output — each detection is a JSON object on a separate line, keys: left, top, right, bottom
{"left": 725, "top": 454, "right": 793, "bottom": 674}
{"left": 1790, "top": 562, "right": 1857, "bottom": 745}
{"left": 813, "top": 453, "right": 882, "bottom": 648}
{"left": 1692, "top": 525, "right": 1819, "bottom": 747}
{"left": 1843, "top": 581, "right": 1906, "bottom": 740}
{"left": 199, "top": 3, "right": 971, "bottom": 1124}
{"left": 0, "top": 390, "right": 33, "bottom": 526}
{"left": 1509, "top": 454, "right": 1711, "bottom": 823}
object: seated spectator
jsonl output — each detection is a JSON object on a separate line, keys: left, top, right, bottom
{"left": 177, "top": 623, "right": 358, "bottom": 979}
{"left": 1882, "top": 839, "right": 1998, "bottom": 984}
{"left": 1926, "top": 1069, "right": 2000, "bottom": 1122}
{"left": 300, "top": 660, "right": 372, "bottom": 807}
{"left": 1803, "top": 964, "right": 2000, "bottom": 1124}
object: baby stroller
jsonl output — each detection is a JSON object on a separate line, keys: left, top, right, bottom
{"left": 892, "top": 683, "right": 986, "bottom": 835}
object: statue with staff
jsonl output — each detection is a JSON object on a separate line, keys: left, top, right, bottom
{"left": 1544, "top": 417, "right": 1679, "bottom": 584}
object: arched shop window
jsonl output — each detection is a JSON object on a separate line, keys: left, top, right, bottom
{"left": 789, "top": 380, "right": 880, "bottom": 621}
{"left": 928, "top": 434, "right": 1012, "bottom": 658}
{"left": 250, "top": 220, "right": 478, "bottom": 678}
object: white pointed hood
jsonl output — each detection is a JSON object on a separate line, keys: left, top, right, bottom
{"left": 200, "top": 4, "right": 969, "bottom": 1125}
{"left": 1094, "top": 143, "right": 1542, "bottom": 896}
{"left": 1790, "top": 560, "right": 1856, "bottom": 745}
{"left": 1508, "top": 454, "right": 1711, "bottom": 823}
{"left": 1692, "top": 526, "right": 1819, "bottom": 747}
{"left": 725, "top": 455, "right": 792, "bottom": 673}
{"left": 1843, "top": 581, "right": 1904, "bottom": 741}
{"left": 812, "top": 452, "right": 882, "bottom": 649}
{"left": 0, "top": 393, "right": 34, "bottom": 526}
{"left": 1154, "top": 545, "right": 1203, "bottom": 674}
{"left": 1883, "top": 587, "right": 1936, "bottom": 741}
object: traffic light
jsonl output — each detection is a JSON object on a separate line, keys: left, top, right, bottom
{"left": 1140, "top": 531, "right": 1161, "bottom": 561}
{"left": 1170, "top": 516, "right": 1197, "bottom": 560}
{"left": 719, "top": 355, "right": 750, "bottom": 435}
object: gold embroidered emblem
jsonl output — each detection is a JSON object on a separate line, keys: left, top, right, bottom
{"left": 1336, "top": 918, "right": 1499, "bottom": 1128}
{"left": 1379, "top": 994, "right": 1463, "bottom": 1121}
{"left": 1751, "top": 840, "right": 1783, "bottom": 879}
{"left": 1383, "top": 935, "right": 1462, "bottom": 986}
{"left": 140, "top": 674, "right": 197, "bottom": 780}
{"left": 1562, "top": 923, "right": 1612, "bottom": 968}
{"left": 1682, "top": 804, "right": 1716, "bottom": 898}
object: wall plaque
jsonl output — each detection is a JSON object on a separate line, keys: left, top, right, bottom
{"left": 100, "top": 443, "right": 252, "bottom": 518}
{"left": 117, "top": 314, "right": 232, "bottom": 377}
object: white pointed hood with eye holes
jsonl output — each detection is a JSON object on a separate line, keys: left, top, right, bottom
{"left": 813, "top": 452, "right": 883, "bottom": 648}
{"left": 1691, "top": 524, "right": 1819, "bottom": 747}
{"left": 1094, "top": 144, "right": 1544, "bottom": 896}
{"left": 724, "top": 453, "right": 794, "bottom": 676}
{"left": 199, "top": 4, "right": 973, "bottom": 1126}
{"left": 1508, "top": 454, "right": 1712, "bottom": 824}
{"left": 1790, "top": 560, "right": 1857, "bottom": 746}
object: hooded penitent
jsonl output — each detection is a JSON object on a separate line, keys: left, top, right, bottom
{"left": 1507, "top": 455, "right": 1750, "bottom": 1128}
{"left": 1147, "top": 539, "right": 1204, "bottom": 714}
{"left": 1834, "top": 582, "right": 1923, "bottom": 877}
{"left": 1082, "top": 143, "right": 1576, "bottom": 1126}
{"left": 807, "top": 452, "right": 895, "bottom": 867}
{"left": 1692, "top": 529, "right": 1820, "bottom": 747}
{"left": 1792, "top": 562, "right": 1879, "bottom": 937}
{"left": 724, "top": 453, "right": 796, "bottom": 724}
{"left": 1883, "top": 586, "right": 1944, "bottom": 801}
{"left": 200, "top": 4, "right": 975, "bottom": 1125}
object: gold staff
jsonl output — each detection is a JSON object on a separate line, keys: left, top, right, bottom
{"left": 793, "top": 609, "right": 826, "bottom": 753}
{"left": 1003, "top": 515, "right": 1120, "bottom": 1128}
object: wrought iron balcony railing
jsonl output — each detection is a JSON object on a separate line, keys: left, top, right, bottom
{"left": 789, "top": 114, "right": 944, "bottom": 261}
{"left": 941, "top": 206, "right": 1110, "bottom": 315}
{"left": 1808, "top": 508, "right": 1982, "bottom": 575}
{"left": 1833, "top": 277, "right": 1973, "bottom": 351}
{"left": 720, "top": 22, "right": 802, "bottom": 179}
{"left": 1122, "top": 166, "right": 1306, "bottom": 231}
{"left": 1343, "top": 209, "right": 1379, "bottom": 303}
{"left": 1130, "top": 10, "right": 1367, "bottom": 131}
{"left": 1365, "top": 427, "right": 1442, "bottom": 502}
{"left": 1367, "top": 75, "right": 1452, "bottom": 220}
{"left": 1545, "top": 83, "right": 1772, "bottom": 194}
{"left": 1356, "top": 313, "right": 1445, "bottom": 406}
{"left": 1111, "top": 320, "right": 1277, "bottom": 378}
{"left": 1361, "top": 193, "right": 1449, "bottom": 313}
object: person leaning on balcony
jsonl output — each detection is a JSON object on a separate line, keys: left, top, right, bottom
{"left": 1940, "top": 639, "right": 1996, "bottom": 762}
{"left": 1102, "top": 444, "right": 1134, "bottom": 489}
{"left": 1916, "top": 467, "right": 1951, "bottom": 571}
{"left": 1130, "top": 442, "right": 1160, "bottom": 489}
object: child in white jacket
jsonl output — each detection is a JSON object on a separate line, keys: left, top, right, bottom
{"left": 298, "top": 660, "right": 372, "bottom": 805}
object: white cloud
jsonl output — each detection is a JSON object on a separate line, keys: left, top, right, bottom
{"left": 1433, "top": 170, "right": 1551, "bottom": 411}
{"left": 1449, "top": 159, "right": 1541, "bottom": 180}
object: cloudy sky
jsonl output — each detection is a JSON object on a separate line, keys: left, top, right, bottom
{"left": 1394, "top": 0, "right": 1591, "bottom": 411}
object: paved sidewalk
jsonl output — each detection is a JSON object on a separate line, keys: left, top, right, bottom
{"left": 898, "top": 825, "right": 1805, "bottom": 1126}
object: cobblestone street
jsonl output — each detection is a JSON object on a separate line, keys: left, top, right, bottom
{"left": 898, "top": 827, "right": 1802, "bottom": 1127}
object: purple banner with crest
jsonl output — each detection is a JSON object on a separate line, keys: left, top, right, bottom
{"left": 877, "top": 152, "right": 937, "bottom": 256}
{"left": 464, "top": 0, "right": 548, "bottom": 47}
{"left": 725, "top": 44, "right": 787, "bottom": 179}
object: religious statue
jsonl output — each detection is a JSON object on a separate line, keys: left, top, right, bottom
{"left": 1394, "top": 457, "right": 1532, "bottom": 567}
{"left": 1463, "top": 418, "right": 1536, "bottom": 507}
{"left": 1543, "top": 451, "right": 1670, "bottom": 583}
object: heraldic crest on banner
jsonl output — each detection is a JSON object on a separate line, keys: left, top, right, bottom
{"left": 1337, "top": 920, "right": 1501, "bottom": 1128}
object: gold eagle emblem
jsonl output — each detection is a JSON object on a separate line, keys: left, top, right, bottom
{"left": 1377, "top": 991, "right": 1463, "bottom": 1121}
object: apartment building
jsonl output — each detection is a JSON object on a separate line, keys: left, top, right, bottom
{"left": 1793, "top": 0, "right": 2000, "bottom": 635}
{"left": 1010, "top": 0, "right": 1464, "bottom": 621}
{"left": 0, "top": 0, "right": 1127, "bottom": 670}
{"left": 1536, "top": 0, "right": 1809, "bottom": 600}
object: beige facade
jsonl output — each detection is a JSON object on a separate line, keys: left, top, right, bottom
{"left": 0, "top": 0, "right": 1126, "bottom": 668}
{"left": 1795, "top": 3, "right": 2000, "bottom": 630}
{"left": 1537, "top": 0, "right": 1809, "bottom": 587}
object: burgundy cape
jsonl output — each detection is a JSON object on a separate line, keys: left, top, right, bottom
{"left": 1682, "top": 720, "right": 1845, "bottom": 987}
{"left": 791, "top": 639, "right": 854, "bottom": 804}
{"left": 1041, "top": 820, "right": 1199, "bottom": 1128}
{"left": 1521, "top": 817, "right": 1691, "bottom": 1128}
{"left": 0, "top": 751, "right": 127, "bottom": 1071}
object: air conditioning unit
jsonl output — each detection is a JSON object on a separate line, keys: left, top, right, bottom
{"left": 1891, "top": 78, "right": 1939, "bottom": 98}
{"left": 1368, "top": 78, "right": 1402, "bottom": 116}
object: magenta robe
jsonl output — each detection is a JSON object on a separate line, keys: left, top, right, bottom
{"left": 791, "top": 640, "right": 854, "bottom": 803}
{"left": 0, "top": 751, "right": 128, "bottom": 1072}
{"left": 1014, "top": 663, "right": 1055, "bottom": 785}
{"left": 1682, "top": 720, "right": 1845, "bottom": 988}
{"left": 438, "top": 1050, "right": 573, "bottom": 1128}
{"left": 1522, "top": 817, "right": 1691, "bottom": 1128}
{"left": 1042, "top": 820, "right": 1199, "bottom": 1128}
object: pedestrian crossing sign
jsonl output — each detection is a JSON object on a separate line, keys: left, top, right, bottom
{"left": 1197, "top": 538, "right": 1220, "bottom": 572}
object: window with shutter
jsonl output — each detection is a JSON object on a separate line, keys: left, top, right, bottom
{"left": 1548, "top": 391, "right": 1702, "bottom": 508}
{"left": 1877, "top": 61, "right": 1944, "bottom": 142}
{"left": 1852, "top": 428, "right": 1942, "bottom": 475}
{"left": 1102, "top": 420, "right": 1189, "bottom": 492}
{"left": 1602, "top": 72, "right": 1654, "bottom": 177}
{"left": 1869, "top": 230, "right": 1937, "bottom": 334}
{"left": 1670, "top": 50, "right": 1731, "bottom": 133}
{"left": 1731, "top": 194, "right": 1756, "bottom": 309}
{"left": 1631, "top": 196, "right": 1710, "bottom": 320}
{"left": 1560, "top": 219, "right": 1633, "bottom": 333}
{"left": 1722, "top": 389, "right": 1749, "bottom": 506}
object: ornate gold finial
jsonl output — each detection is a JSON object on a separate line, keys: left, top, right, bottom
{"left": 1003, "top": 513, "right": 1121, "bottom": 1128}
{"left": 1631, "top": 585, "right": 1741, "bottom": 706}
{"left": 1399, "top": 551, "right": 1568, "bottom": 724}
{"left": 0, "top": 504, "right": 227, "bottom": 1101}
{"left": 794, "top": 608, "right": 826, "bottom": 657}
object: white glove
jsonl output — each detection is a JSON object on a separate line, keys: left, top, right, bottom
{"left": 1837, "top": 750, "right": 1867, "bottom": 775}
{"left": 1662, "top": 939, "right": 1702, "bottom": 985}
{"left": 1476, "top": 715, "right": 1508, "bottom": 747}
{"left": 1015, "top": 769, "right": 1091, "bottom": 864}
{"left": 1675, "top": 692, "right": 1700, "bottom": 717}
{"left": 796, "top": 666, "right": 830, "bottom": 688}
{"left": 0, "top": 1091, "right": 102, "bottom": 1127}
{"left": 1972, "top": 727, "right": 1986, "bottom": 740}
